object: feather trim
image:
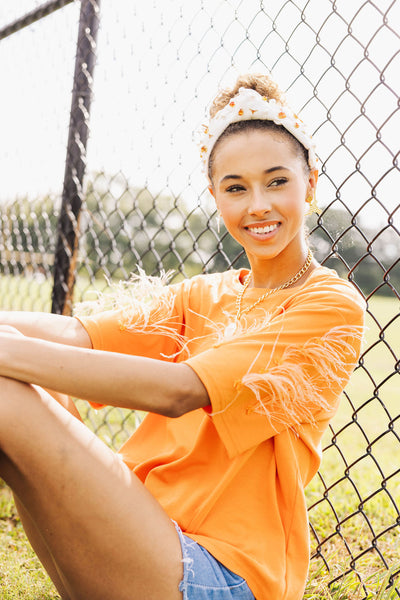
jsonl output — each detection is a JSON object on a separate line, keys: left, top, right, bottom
{"left": 74, "top": 269, "right": 189, "bottom": 358}
{"left": 236, "top": 325, "right": 364, "bottom": 430}
{"left": 74, "top": 268, "right": 175, "bottom": 316}
{"left": 195, "top": 308, "right": 275, "bottom": 348}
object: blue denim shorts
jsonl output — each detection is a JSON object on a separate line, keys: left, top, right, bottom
{"left": 174, "top": 522, "right": 255, "bottom": 600}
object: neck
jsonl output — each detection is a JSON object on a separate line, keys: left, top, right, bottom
{"left": 247, "top": 248, "right": 314, "bottom": 289}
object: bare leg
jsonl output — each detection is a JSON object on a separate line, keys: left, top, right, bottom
{"left": 41, "top": 389, "right": 84, "bottom": 421}
{"left": 13, "top": 495, "right": 71, "bottom": 598}
{"left": 13, "top": 391, "right": 82, "bottom": 598}
{"left": 0, "top": 377, "right": 183, "bottom": 600}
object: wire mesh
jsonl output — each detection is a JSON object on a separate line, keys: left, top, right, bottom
{"left": 0, "top": 0, "right": 399, "bottom": 597}
{"left": 0, "top": 0, "right": 78, "bottom": 310}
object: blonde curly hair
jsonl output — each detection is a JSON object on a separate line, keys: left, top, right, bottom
{"left": 209, "top": 73, "right": 286, "bottom": 118}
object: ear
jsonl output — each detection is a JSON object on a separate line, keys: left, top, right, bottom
{"left": 208, "top": 184, "right": 215, "bottom": 198}
{"left": 308, "top": 169, "right": 318, "bottom": 194}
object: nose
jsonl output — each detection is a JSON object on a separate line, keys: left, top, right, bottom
{"left": 247, "top": 188, "right": 271, "bottom": 216}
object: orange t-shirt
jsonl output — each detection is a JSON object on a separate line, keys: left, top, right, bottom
{"left": 78, "top": 267, "right": 365, "bottom": 600}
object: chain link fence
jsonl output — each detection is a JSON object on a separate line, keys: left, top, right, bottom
{"left": 0, "top": 0, "right": 399, "bottom": 597}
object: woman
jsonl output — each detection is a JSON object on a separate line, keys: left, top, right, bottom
{"left": 0, "top": 74, "right": 364, "bottom": 600}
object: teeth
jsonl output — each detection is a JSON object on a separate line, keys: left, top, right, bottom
{"left": 249, "top": 223, "right": 278, "bottom": 234}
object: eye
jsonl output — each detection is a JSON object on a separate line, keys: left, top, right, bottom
{"left": 225, "top": 184, "right": 245, "bottom": 193}
{"left": 269, "top": 177, "right": 288, "bottom": 187}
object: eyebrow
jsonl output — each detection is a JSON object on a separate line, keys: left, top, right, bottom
{"left": 219, "top": 166, "right": 289, "bottom": 184}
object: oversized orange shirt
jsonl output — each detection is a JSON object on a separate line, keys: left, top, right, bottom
{"left": 78, "top": 267, "right": 365, "bottom": 600}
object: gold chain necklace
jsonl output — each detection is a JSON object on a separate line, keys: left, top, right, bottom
{"left": 235, "top": 249, "right": 313, "bottom": 320}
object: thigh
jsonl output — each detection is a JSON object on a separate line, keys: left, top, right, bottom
{"left": 0, "top": 376, "right": 183, "bottom": 600}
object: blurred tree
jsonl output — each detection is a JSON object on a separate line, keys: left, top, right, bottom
{"left": 309, "top": 209, "right": 400, "bottom": 297}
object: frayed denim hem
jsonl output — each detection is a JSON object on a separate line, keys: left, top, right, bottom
{"left": 172, "top": 521, "right": 255, "bottom": 600}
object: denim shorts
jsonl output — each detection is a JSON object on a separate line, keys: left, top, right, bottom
{"left": 174, "top": 522, "right": 255, "bottom": 600}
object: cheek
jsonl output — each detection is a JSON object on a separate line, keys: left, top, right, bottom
{"left": 289, "top": 195, "right": 305, "bottom": 214}
{"left": 217, "top": 204, "right": 243, "bottom": 238}
{"left": 215, "top": 196, "right": 234, "bottom": 217}
{"left": 286, "top": 185, "right": 307, "bottom": 214}
{"left": 219, "top": 203, "right": 243, "bottom": 227}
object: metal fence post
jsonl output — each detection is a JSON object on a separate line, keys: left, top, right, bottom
{"left": 51, "top": 0, "right": 100, "bottom": 315}
{"left": 0, "top": 0, "right": 74, "bottom": 41}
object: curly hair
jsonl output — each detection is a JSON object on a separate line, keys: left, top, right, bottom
{"left": 209, "top": 73, "right": 286, "bottom": 118}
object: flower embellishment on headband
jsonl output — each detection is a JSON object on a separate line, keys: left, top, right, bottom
{"left": 199, "top": 87, "right": 318, "bottom": 174}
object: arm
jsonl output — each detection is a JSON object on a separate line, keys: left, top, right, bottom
{"left": 0, "top": 311, "right": 92, "bottom": 348}
{"left": 0, "top": 333, "right": 209, "bottom": 417}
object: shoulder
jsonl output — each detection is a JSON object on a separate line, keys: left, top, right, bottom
{"left": 286, "top": 266, "right": 366, "bottom": 323}
{"left": 305, "top": 266, "right": 365, "bottom": 303}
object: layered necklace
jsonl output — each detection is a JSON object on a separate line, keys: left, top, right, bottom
{"left": 235, "top": 249, "right": 313, "bottom": 320}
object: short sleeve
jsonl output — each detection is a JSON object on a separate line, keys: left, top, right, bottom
{"left": 76, "top": 278, "right": 189, "bottom": 360}
{"left": 185, "top": 285, "right": 365, "bottom": 458}
{"left": 75, "top": 278, "right": 189, "bottom": 409}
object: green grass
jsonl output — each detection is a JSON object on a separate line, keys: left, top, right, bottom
{"left": 0, "top": 279, "right": 399, "bottom": 597}
{"left": 0, "top": 274, "right": 52, "bottom": 313}
{"left": 0, "top": 273, "right": 112, "bottom": 314}
{"left": 0, "top": 481, "right": 59, "bottom": 598}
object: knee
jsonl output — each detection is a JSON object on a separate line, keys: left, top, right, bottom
{"left": 0, "top": 377, "right": 31, "bottom": 449}
{"left": 0, "top": 374, "right": 31, "bottom": 395}
{"left": 0, "top": 378, "right": 82, "bottom": 424}
{"left": 0, "top": 376, "right": 37, "bottom": 418}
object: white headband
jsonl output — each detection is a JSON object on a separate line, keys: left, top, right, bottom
{"left": 199, "top": 87, "right": 318, "bottom": 174}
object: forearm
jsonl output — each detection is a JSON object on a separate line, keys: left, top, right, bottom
{"left": 0, "top": 334, "right": 209, "bottom": 417}
{"left": 0, "top": 311, "right": 92, "bottom": 348}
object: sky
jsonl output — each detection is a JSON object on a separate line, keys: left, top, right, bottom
{"left": 0, "top": 0, "right": 399, "bottom": 229}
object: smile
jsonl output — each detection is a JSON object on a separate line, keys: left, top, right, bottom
{"left": 245, "top": 223, "right": 279, "bottom": 234}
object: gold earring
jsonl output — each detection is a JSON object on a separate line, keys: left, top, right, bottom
{"left": 305, "top": 194, "right": 321, "bottom": 216}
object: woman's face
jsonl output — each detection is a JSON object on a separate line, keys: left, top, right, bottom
{"left": 210, "top": 129, "right": 317, "bottom": 272}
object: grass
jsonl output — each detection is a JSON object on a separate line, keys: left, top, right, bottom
{"left": 0, "top": 279, "right": 399, "bottom": 597}
{"left": 0, "top": 482, "right": 59, "bottom": 598}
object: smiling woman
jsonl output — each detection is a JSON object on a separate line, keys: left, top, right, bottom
{"left": 204, "top": 75, "right": 319, "bottom": 289}
{"left": 0, "top": 73, "right": 365, "bottom": 600}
